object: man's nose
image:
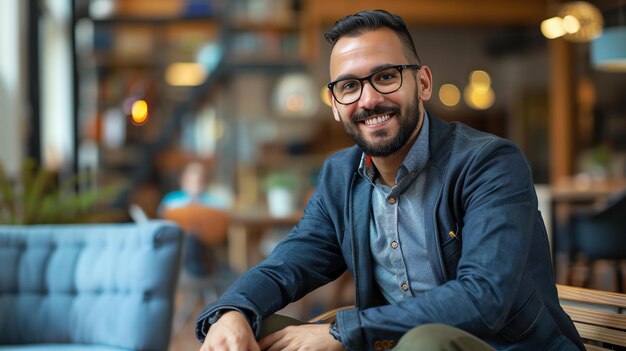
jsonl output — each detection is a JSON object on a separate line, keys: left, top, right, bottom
{"left": 358, "top": 81, "right": 385, "bottom": 109}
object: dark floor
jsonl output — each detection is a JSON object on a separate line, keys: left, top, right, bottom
{"left": 169, "top": 302, "right": 204, "bottom": 351}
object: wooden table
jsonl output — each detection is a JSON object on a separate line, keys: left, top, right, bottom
{"left": 551, "top": 177, "right": 626, "bottom": 203}
{"left": 228, "top": 211, "right": 302, "bottom": 273}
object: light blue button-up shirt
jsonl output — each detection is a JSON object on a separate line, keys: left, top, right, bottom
{"left": 358, "top": 113, "right": 437, "bottom": 304}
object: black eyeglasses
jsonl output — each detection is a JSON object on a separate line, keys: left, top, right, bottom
{"left": 327, "top": 64, "right": 421, "bottom": 105}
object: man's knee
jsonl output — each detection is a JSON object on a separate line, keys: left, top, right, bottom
{"left": 395, "top": 324, "right": 455, "bottom": 350}
{"left": 394, "top": 324, "right": 494, "bottom": 351}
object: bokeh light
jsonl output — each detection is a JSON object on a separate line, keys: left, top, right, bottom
{"left": 321, "top": 86, "right": 331, "bottom": 107}
{"left": 165, "top": 63, "right": 206, "bottom": 86}
{"left": 562, "top": 15, "right": 581, "bottom": 34}
{"left": 131, "top": 99, "right": 149, "bottom": 125}
{"left": 464, "top": 85, "right": 495, "bottom": 110}
{"left": 439, "top": 84, "right": 460, "bottom": 107}
{"left": 469, "top": 70, "right": 491, "bottom": 91}
{"left": 541, "top": 17, "right": 566, "bottom": 39}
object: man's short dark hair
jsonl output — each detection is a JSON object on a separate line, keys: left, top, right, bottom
{"left": 324, "top": 9, "right": 421, "bottom": 65}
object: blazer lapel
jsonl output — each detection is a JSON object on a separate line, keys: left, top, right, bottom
{"left": 424, "top": 114, "right": 455, "bottom": 284}
{"left": 351, "top": 174, "right": 384, "bottom": 307}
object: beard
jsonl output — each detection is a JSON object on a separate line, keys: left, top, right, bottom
{"left": 340, "top": 100, "right": 420, "bottom": 157}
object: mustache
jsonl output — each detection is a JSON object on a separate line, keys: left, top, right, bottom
{"left": 351, "top": 105, "right": 401, "bottom": 122}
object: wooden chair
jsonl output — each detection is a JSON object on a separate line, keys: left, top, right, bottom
{"left": 568, "top": 189, "right": 626, "bottom": 292}
{"left": 311, "top": 286, "right": 626, "bottom": 350}
{"left": 162, "top": 204, "right": 230, "bottom": 246}
{"left": 308, "top": 305, "right": 353, "bottom": 324}
{"left": 163, "top": 205, "right": 233, "bottom": 332}
{"left": 557, "top": 284, "right": 626, "bottom": 350}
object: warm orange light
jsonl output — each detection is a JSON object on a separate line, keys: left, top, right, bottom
{"left": 439, "top": 84, "right": 460, "bottom": 107}
{"left": 541, "top": 16, "right": 566, "bottom": 39}
{"left": 321, "top": 86, "right": 331, "bottom": 107}
{"left": 558, "top": 1, "right": 603, "bottom": 42}
{"left": 464, "top": 85, "right": 495, "bottom": 110}
{"left": 541, "top": 2, "right": 603, "bottom": 42}
{"left": 562, "top": 15, "right": 581, "bottom": 34}
{"left": 165, "top": 63, "right": 206, "bottom": 86}
{"left": 469, "top": 70, "right": 491, "bottom": 91}
{"left": 131, "top": 99, "right": 149, "bottom": 125}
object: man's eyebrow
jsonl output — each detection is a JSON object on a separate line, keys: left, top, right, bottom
{"left": 333, "top": 63, "right": 396, "bottom": 82}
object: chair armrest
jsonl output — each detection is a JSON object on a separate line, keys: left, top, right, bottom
{"left": 308, "top": 305, "right": 354, "bottom": 324}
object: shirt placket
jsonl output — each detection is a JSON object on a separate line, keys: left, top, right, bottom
{"left": 385, "top": 187, "right": 412, "bottom": 300}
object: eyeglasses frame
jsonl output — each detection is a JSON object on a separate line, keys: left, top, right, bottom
{"left": 327, "top": 64, "right": 421, "bottom": 105}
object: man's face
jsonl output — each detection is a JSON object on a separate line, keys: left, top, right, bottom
{"left": 328, "top": 28, "right": 432, "bottom": 157}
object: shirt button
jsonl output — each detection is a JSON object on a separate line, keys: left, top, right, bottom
{"left": 388, "top": 196, "right": 396, "bottom": 204}
{"left": 401, "top": 283, "right": 409, "bottom": 291}
{"left": 390, "top": 241, "right": 399, "bottom": 249}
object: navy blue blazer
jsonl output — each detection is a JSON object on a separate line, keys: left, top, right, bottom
{"left": 197, "top": 114, "right": 583, "bottom": 351}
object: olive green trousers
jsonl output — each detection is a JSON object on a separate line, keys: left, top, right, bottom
{"left": 259, "top": 314, "right": 496, "bottom": 351}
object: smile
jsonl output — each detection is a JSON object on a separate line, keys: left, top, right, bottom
{"left": 363, "top": 113, "right": 392, "bottom": 126}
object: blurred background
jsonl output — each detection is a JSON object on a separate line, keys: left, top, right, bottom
{"left": 1, "top": 0, "right": 626, "bottom": 349}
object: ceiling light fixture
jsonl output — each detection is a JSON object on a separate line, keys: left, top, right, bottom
{"left": 541, "top": 1, "right": 604, "bottom": 42}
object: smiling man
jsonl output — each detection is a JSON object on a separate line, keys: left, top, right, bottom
{"left": 195, "top": 10, "right": 583, "bottom": 351}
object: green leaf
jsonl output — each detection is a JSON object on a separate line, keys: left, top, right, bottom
{"left": 23, "top": 165, "right": 55, "bottom": 224}
{"left": 0, "top": 159, "right": 127, "bottom": 224}
{"left": 0, "top": 164, "right": 18, "bottom": 223}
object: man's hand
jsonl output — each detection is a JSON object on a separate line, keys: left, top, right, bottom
{"left": 258, "top": 324, "right": 344, "bottom": 351}
{"left": 200, "top": 311, "right": 259, "bottom": 351}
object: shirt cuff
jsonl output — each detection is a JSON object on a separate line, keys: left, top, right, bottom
{"left": 196, "top": 307, "right": 254, "bottom": 341}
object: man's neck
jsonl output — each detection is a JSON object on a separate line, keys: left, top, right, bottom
{"left": 371, "top": 113, "right": 424, "bottom": 187}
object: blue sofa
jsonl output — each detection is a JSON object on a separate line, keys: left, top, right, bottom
{"left": 0, "top": 221, "right": 182, "bottom": 351}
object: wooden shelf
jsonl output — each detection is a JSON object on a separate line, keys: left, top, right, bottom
{"left": 230, "top": 20, "right": 298, "bottom": 33}
{"left": 306, "top": 0, "right": 546, "bottom": 26}
{"left": 88, "top": 16, "right": 218, "bottom": 25}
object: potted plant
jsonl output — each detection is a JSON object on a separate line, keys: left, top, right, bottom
{"left": 265, "top": 171, "right": 298, "bottom": 217}
{"left": 0, "top": 160, "right": 125, "bottom": 224}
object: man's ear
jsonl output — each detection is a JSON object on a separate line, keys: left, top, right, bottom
{"left": 417, "top": 66, "right": 433, "bottom": 101}
{"left": 327, "top": 89, "right": 341, "bottom": 122}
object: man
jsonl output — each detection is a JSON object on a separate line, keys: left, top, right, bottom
{"left": 196, "top": 10, "right": 583, "bottom": 351}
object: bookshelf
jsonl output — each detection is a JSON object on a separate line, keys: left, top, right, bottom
{"left": 73, "top": 0, "right": 322, "bottom": 212}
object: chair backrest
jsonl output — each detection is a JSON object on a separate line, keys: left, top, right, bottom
{"left": 570, "top": 189, "right": 626, "bottom": 260}
{"left": 589, "top": 188, "right": 626, "bottom": 221}
{"left": 557, "top": 284, "right": 626, "bottom": 350}
{"left": 163, "top": 205, "right": 230, "bottom": 246}
{"left": 0, "top": 221, "right": 182, "bottom": 350}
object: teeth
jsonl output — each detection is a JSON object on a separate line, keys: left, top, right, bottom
{"left": 364, "top": 114, "right": 391, "bottom": 125}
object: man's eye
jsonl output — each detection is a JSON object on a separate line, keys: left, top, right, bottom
{"left": 340, "top": 80, "right": 359, "bottom": 91}
{"left": 376, "top": 72, "right": 398, "bottom": 82}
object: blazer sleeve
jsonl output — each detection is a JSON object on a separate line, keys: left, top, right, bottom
{"left": 195, "top": 164, "right": 347, "bottom": 340}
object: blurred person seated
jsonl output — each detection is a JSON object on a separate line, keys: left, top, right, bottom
{"left": 159, "top": 161, "right": 233, "bottom": 277}
{"left": 160, "top": 162, "right": 235, "bottom": 332}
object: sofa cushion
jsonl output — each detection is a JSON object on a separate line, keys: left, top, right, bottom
{"left": 0, "top": 344, "right": 126, "bottom": 351}
{"left": 0, "top": 222, "right": 181, "bottom": 351}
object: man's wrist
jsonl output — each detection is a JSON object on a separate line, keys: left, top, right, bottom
{"left": 329, "top": 319, "right": 342, "bottom": 343}
{"left": 208, "top": 308, "right": 251, "bottom": 326}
